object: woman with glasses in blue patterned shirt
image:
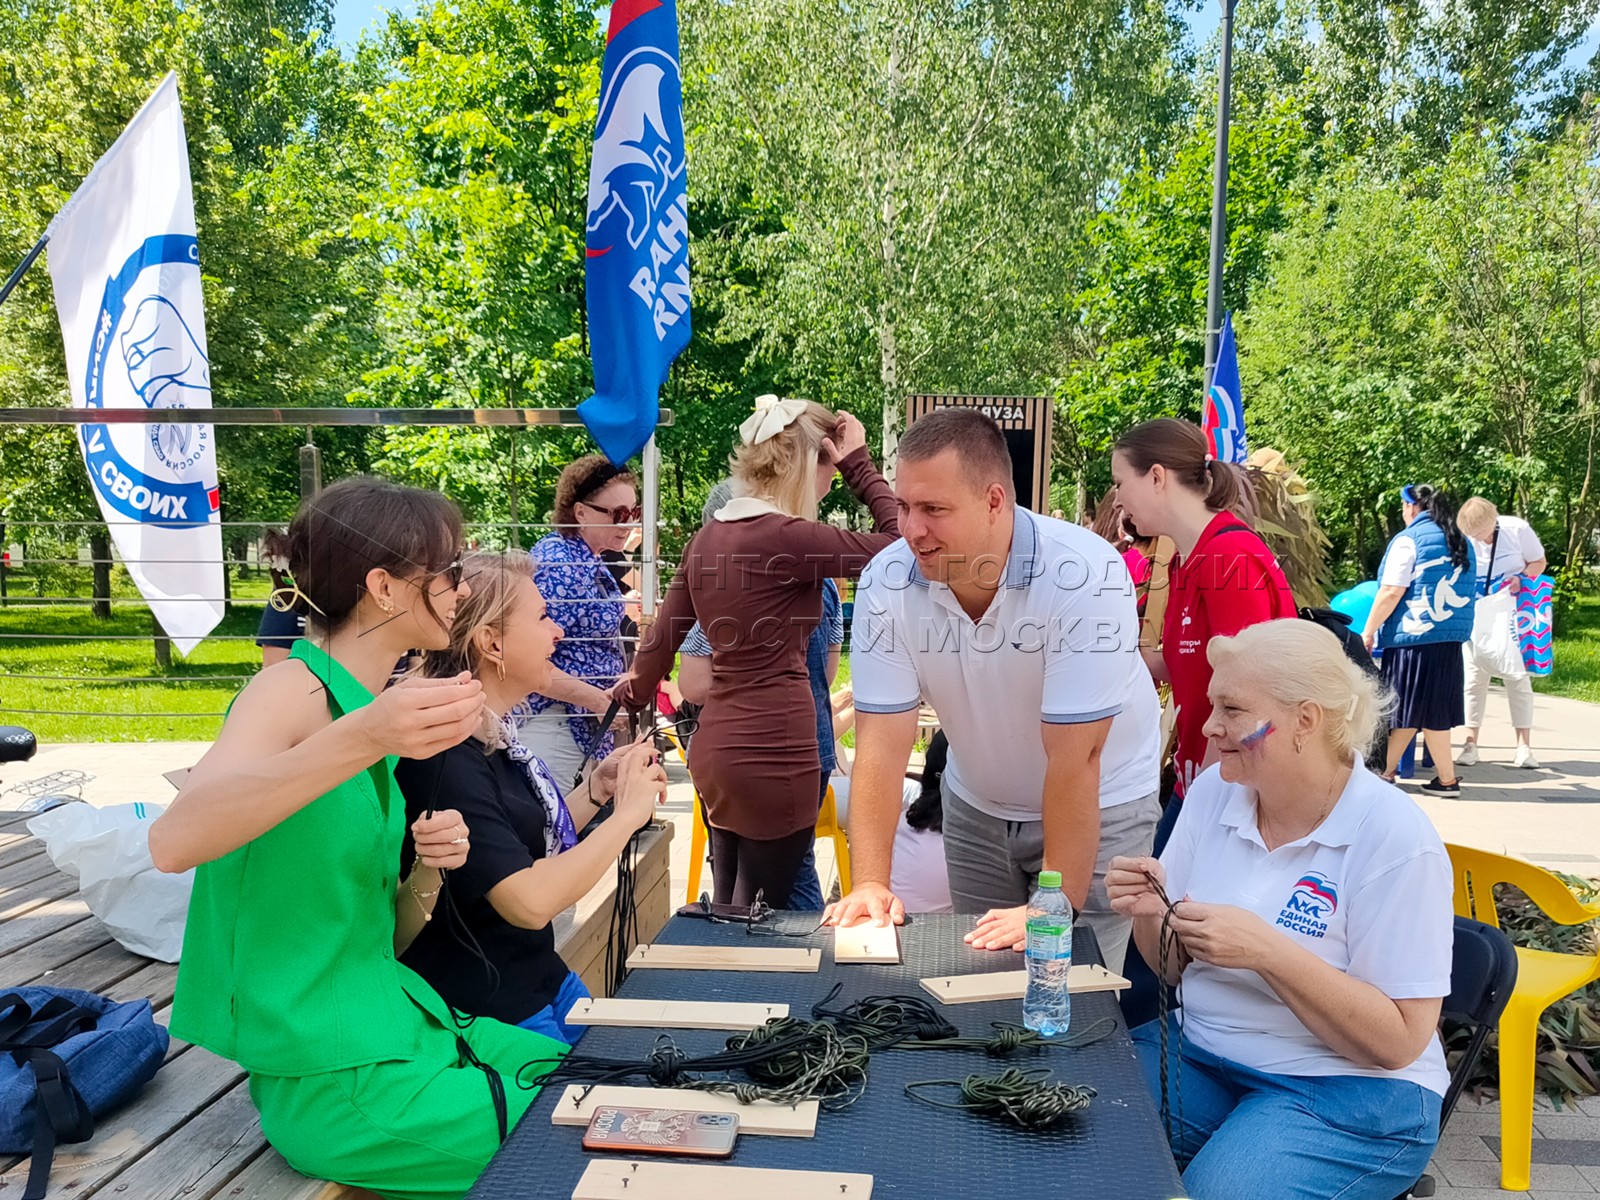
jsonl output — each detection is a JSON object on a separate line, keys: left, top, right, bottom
{"left": 512, "top": 456, "right": 639, "bottom": 786}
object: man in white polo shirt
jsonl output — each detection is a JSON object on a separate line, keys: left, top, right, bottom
{"left": 823, "top": 409, "right": 1160, "bottom": 972}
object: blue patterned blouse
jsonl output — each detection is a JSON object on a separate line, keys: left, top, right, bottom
{"left": 511, "top": 531, "right": 627, "bottom": 759}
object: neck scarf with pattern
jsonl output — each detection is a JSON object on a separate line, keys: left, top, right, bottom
{"left": 500, "top": 715, "right": 580, "bottom": 856}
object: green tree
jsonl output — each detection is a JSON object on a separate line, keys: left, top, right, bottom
{"left": 680, "top": 0, "right": 1192, "bottom": 469}
{"left": 1055, "top": 98, "right": 1310, "bottom": 509}
{"left": 344, "top": 0, "right": 603, "bottom": 529}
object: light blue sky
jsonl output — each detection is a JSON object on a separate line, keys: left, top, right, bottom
{"left": 332, "top": 1, "right": 1223, "bottom": 50}
{"left": 332, "top": 0, "right": 402, "bottom": 46}
{"left": 331, "top": 1, "right": 1592, "bottom": 81}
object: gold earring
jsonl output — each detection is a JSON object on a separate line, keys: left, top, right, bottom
{"left": 1294, "top": 734, "right": 1306, "bottom": 755}
{"left": 496, "top": 658, "right": 505, "bottom": 681}
{"left": 377, "top": 597, "right": 395, "bottom": 615}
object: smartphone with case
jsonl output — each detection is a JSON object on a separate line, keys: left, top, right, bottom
{"left": 581, "top": 1106, "right": 738, "bottom": 1157}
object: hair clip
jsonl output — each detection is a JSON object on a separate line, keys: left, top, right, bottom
{"left": 267, "top": 583, "right": 326, "bottom": 617}
{"left": 738, "top": 395, "right": 809, "bottom": 445}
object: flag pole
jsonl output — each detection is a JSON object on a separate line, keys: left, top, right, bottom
{"left": 0, "top": 232, "right": 49, "bottom": 310}
{"left": 640, "top": 434, "right": 660, "bottom": 623}
{"left": 1202, "top": 0, "right": 1238, "bottom": 394}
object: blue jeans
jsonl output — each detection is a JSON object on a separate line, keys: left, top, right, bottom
{"left": 516, "top": 970, "right": 591, "bottom": 1046}
{"left": 784, "top": 771, "right": 830, "bottom": 911}
{"left": 1132, "top": 1015, "right": 1440, "bottom": 1200}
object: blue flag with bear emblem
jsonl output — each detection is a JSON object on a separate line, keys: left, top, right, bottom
{"left": 578, "top": 0, "right": 691, "bottom": 465}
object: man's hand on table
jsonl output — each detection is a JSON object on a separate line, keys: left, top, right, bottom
{"left": 822, "top": 881, "right": 906, "bottom": 928}
{"left": 965, "top": 905, "right": 1027, "bottom": 952}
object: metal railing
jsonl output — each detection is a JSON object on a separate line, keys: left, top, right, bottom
{"left": 0, "top": 407, "right": 675, "bottom": 737}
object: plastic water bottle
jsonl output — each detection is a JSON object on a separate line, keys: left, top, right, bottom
{"left": 1023, "top": 870, "right": 1072, "bottom": 1036}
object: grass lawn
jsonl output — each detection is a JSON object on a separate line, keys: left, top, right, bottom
{"left": 2, "top": 567, "right": 1596, "bottom": 743}
{"left": 1535, "top": 591, "right": 1600, "bottom": 704}
{"left": 0, "top": 569, "right": 272, "bottom": 743}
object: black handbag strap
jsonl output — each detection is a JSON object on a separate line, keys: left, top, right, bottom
{"left": 0, "top": 993, "right": 101, "bottom": 1200}
{"left": 1485, "top": 522, "right": 1501, "bottom": 593}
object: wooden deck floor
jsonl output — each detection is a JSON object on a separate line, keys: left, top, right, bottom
{"left": 0, "top": 807, "right": 672, "bottom": 1200}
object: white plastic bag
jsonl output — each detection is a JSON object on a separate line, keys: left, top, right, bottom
{"left": 26, "top": 802, "right": 191, "bottom": 962}
{"left": 1469, "top": 588, "right": 1526, "bottom": 680}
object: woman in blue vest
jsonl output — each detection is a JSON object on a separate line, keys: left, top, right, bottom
{"left": 1360, "top": 484, "right": 1477, "bottom": 797}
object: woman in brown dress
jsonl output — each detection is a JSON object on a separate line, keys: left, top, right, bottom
{"left": 614, "top": 397, "right": 899, "bottom": 906}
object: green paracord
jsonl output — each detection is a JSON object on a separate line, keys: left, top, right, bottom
{"left": 905, "top": 1067, "right": 1098, "bottom": 1129}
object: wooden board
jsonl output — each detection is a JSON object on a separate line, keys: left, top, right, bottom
{"left": 565, "top": 997, "right": 789, "bottom": 1031}
{"left": 573, "top": 1160, "right": 872, "bottom": 1199}
{"left": 919, "top": 963, "right": 1129, "bottom": 1005}
{"left": 626, "top": 943, "right": 821, "bottom": 973}
{"left": 832, "top": 922, "right": 899, "bottom": 964}
{"left": 550, "top": 1086, "right": 818, "bottom": 1137}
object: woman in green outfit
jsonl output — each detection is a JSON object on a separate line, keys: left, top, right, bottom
{"left": 151, "top": 477, "right": 566, "bottom": 1200}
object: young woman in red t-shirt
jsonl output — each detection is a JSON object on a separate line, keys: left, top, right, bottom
{"left": 1111, "top": 419, "right": 1296, "bottom": 836}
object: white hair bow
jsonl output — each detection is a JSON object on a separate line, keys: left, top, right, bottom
{"left": 738, "top": 394, "right": 809, "bottom": 446}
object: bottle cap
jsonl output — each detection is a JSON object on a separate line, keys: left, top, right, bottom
{"left": 1037, "top": 870, "right": 1062, "bottom": 889}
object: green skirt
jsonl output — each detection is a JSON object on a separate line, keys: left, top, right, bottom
{"left": 249, "top": 999, "right": 564, "bottom": 1200}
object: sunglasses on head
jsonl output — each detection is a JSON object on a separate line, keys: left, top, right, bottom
{"left": 578, "top": 499, "right": 643, "bottom": 525}
{"left": 428, "top": 558, "right": 465, "bottom": 589}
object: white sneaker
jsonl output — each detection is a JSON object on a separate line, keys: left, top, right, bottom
{"left": 1513, "top": 746, "right": 1541, "bottom": 769}
{"left": 1457, "top": 743, "right": 1479, "bottom": 767}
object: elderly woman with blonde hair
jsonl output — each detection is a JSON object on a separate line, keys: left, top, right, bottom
{"left": 614, "top": 397, "right": 899, "bottom": 906}
{"left": 1108, "top": 618, "right": 1452, "bottom": 1200}
{"left": 1456, "top": 496, "right": 1548, "bottom": 768}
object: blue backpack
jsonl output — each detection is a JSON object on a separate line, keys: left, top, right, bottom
{"left": 0, "top": 987, "right": 169, "bottom": 1200}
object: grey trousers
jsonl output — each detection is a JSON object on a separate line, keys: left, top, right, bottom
{"left": 940, "top": 779, "right": 1161, "bottom": 976}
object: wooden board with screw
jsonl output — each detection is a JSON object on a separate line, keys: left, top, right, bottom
{"left": 564, "top": 997, "right": 789, "bottom": 1030}
{"left": 918, "top": 963, "right": 1129, "bottom": 1005}
{"left": 572, "top": 1160, "right": 872, "bottom": 1199}
{"left": 831, "top": 922, "right": 899, "bottom": 964}
{"left": 625, "top": 944, "right": 822, "bottom": 973}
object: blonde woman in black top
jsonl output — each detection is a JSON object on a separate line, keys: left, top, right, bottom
{"left": 396, "top": 551, "right": 666, "bottom": 1042}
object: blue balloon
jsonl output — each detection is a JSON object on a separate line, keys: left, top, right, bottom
{"left": 1330, "top": 580, "right": 1380, "bottom": 632}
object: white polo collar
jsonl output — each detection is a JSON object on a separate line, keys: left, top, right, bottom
{"left": 1217, "top": 757, "right": 1374, "bottom": 851}
{"left": 908, "top": 506, "right": 1042, "bottom": 590}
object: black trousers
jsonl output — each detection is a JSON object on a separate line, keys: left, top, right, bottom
{"left": 708, "top": 825, "right": 816, "bottom": 909}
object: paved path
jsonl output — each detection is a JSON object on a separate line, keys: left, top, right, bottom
{"left": 6, "top": 682, "right": 1598, "bottom": 1197}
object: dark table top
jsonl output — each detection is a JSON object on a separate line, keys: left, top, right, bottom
{"left": 470, "top": 913, "right": 1186, "bottom": 1199}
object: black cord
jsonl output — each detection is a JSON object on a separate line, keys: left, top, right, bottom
{"left": 893, "top": 1017, "right": 1118, "bottom": 1057}
{"left": 516, "top": 1019, "right": 872, "bottom": 1111}
{"left": 810, "top": 983, "right": 959, "bottom": 1048}
{"left": 572, "top": 700, "right": 622, "bottom": 790}
{"left": 604, "top": 827, "right": 645, "bottom": 997}
{"left": 1144, "top": 867, "right": 1186, "bottom": 1149}
{"left": 811, "top": 983, "right": 1116, "bottom": 1057}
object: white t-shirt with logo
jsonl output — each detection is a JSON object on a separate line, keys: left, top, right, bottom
{"left": 852, "top": 508, "right": 1160, "bottom": 819}
{"left": 1160, "top": 762, "right": 1452, "bottom": 1094}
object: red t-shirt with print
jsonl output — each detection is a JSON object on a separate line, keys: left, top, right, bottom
{"left": 1163, "top": 512, "right": 1297, "bottom": 797}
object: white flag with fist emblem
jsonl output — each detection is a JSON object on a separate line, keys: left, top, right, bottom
{"left": 46, "top": 72, "right": 223, "bottom": 654}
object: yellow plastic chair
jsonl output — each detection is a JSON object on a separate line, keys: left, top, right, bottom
{"left": 1446, "top": 843, "right": 1600, "bottom": 1191}
{"left": 685, "top": 784, "right": 851, "bottom": 905}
